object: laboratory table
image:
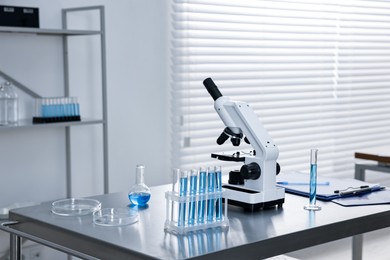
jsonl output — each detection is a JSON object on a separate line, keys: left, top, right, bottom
{"left": 2, "top": 185, "right": 390, "bottom": 260}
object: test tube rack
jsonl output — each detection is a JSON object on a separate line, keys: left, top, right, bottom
{"left": 164, "top": 189, "right": 229, "bottom": 235}
{"left": 33, "top": 97, "right": 81, "bottom": 124}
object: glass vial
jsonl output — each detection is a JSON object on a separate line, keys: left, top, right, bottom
{"left": 128, "top": 165, "right": 151, "bottom": 207}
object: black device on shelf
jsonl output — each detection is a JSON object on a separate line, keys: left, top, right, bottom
{"left": 32, "top": 116, "right": 81, "bottom": 124}
{"left": 0, "top": 5, "right": 39, "bottom": 28}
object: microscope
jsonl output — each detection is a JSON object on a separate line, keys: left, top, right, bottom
{"left": 203, "top": 78, "right": 285, "bottom": 211}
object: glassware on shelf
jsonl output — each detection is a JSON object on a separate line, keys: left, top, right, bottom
{"left": 4, "top": 81, "right": 18, "bottom": 124}
{"left": 128, "top": 164, "right": 151, "bottom": 207}
{"left": 0, "top": 81, "right": 19, "bottom": 125}
{"left": 33, "top": 96, "right": 81, "bottom": 124}
{"left": 0, "top": 84, "right": 7, "bottom": 125}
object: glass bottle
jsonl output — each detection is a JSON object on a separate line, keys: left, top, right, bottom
{"left": 0, "top": 84, "right": 7, "bottom": 125}
{"left": 4, "top": 81, "right": 18, "bottom": 124}
{"left": 128, "top": 165, "right": 151, "bottom": 207}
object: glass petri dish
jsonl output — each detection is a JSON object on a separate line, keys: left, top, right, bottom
{"left": 51, "top": 198, "right": 101, "bottom": 216}
{"left": 93, "top": 207, "right": 139, "bottom": 227}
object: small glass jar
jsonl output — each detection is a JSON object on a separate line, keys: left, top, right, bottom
{"left": 128, "top": 165, "right": 151, "bottom": 207}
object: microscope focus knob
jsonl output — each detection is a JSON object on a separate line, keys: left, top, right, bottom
{"left": 276, "top": 163, "right": 281, "bottom": 175}
{"left": 240, "top": 162, "right": 261, "bottom": 180}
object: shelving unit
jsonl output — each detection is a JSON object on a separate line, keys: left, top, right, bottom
{"left": 0, "top": 6, "right": 109, "bottom": 197}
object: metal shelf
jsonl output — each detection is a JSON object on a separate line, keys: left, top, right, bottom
{"left": 0, "top": 26, "right": 101, "bottom": 36}
{"left": 0, "top": 6, "right": 109, "bottom": 198}
{"left": 0, "top": 118, "right": 105, "bottom": 130}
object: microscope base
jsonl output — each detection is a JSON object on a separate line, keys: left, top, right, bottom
{"left": 222, "top": 184, "right": 285, "bottom": 211}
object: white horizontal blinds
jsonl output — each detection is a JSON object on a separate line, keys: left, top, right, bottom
{"left": 332, "top": 0, "right": 390, "bottom": 175}
{"left": 171, "top": 0, "right": 390, "bottom": 177}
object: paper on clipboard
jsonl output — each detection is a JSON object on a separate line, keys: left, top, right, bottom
{"left": 332, "top": 188, "right": 390, "bottom": 206}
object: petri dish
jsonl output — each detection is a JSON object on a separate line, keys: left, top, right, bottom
{"left": 51, "top": 198, "right": 101, "bottom": 216}
{"left": 93, "top": 207, "right": 139, "bottom": 227}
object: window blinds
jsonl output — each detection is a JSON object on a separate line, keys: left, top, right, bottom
{"left": 170, "top": 0, "right": 390, "bottom": 178}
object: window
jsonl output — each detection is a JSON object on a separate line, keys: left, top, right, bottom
{"left": 170, "top": 0, "right": 390, "bottom": 177}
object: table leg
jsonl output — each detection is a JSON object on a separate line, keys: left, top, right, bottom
{"left": 352, "top": 234, "right": 363, "bottom": 260}
{"left": 352, "top": 164, "right": 366, "bottom": 260}
{"left": 9, "top": 234, "right": 22, "bottom": 260}
{"left": 355, "top": 164, "right": 366, "bottom": 181}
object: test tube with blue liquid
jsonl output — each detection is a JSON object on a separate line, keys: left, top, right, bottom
{"left": 197, "top": 167, "right": 207, "bottom": 224}
{"left": 304, "top": 149, "right": 321, "bottom": 211}
{"left": 207, "top": 167, "right": 215, "bottom": 222}
{"left": 178, "top": 170, "right": 188, "bottom": 226}
{"left": 188, "top": 169, "right": 198, "bottom": 225}
{"left": 72, "top": 97, "right": 80, "bottom": 117}
{"left": 215, "top": 166, "right": 223, "bottom": 220}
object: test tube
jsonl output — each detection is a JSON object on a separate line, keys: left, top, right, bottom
{"left": 171, "top": 168, "right": 180, "bottom": 222}
{"left": 172, "top": 168, "right": 180, "bottom": 193}
{"left": 73, "top": 97, "right": 80, "bottom": 116}
{"left": 60, "top": 98, "right": 66, "bottom": 117}
{"left": 54, "top": 98, "right": 60, "bottom": 118}
{"left": 35, "top": 99, "right": 42, "bottom": 118}
{"left": 197, "top": 167, "right": 207, "bottom": 224}
{"left": 178, "top": 170, "right": 188, "bottom": 226}
{"left": 304, "top": 149, "right": 321, "bottom": 211}
{"left": 188, "top": 169, "right": 198, "bottom": 225}
{"left": 46, "top": 98, "right": 51, "bottom": 118}
{"left": 215, "top": 166, "right": 223, "bottom": 221}
{"left": 207, "top": 167, "right": 215, "bottom": 222}
{"left": 63, "top": 98, "right": 69, "bottom": 117}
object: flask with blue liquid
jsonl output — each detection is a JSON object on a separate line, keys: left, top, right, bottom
{"left": 128, "top": 165, "right": 151, "bottom": 207}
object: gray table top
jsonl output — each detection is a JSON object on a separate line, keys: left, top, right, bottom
{"left": 7, "top": 184, "right": 390, "bottom": 259}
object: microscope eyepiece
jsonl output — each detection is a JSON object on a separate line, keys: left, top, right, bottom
{"left": 203, "top": 78, "right": 223, "bottom": 101}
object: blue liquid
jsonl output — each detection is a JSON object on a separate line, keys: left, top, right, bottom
{"left": 309, "top": 164, "right": 317, "bottom": 205}
{"left": 178, "top": 176, "right": 188, "bottom": 226}
{"left": 128, "top": 192, "right": 151, "bottom": 207}
{"left": 207, "top": 170, "right": 215, "bottom": 222}
{"left": 197, "top": 170, "right": 207, "bottom": 223}
{"left": 188, "top": 175, "right": 197, "bottom": 225}
{"left": 59, "top": 104, "right": 65, "bottom": 117}
{"left": 215, "top": 169, "right": 223, "bottom": 220}
{"left": 75, "top": 103, "right": 80, "bottom": 116}
{"left": 41, "top": 105, "right": 49, "bottom": 118}
{"left": 64, "top": 103, "right": 71, "bottom": 116}
{"left": 54, "top": 104, "right": 60, "bottom": 117}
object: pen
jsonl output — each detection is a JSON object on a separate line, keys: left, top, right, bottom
{"left": 277, "top": 181, "right": 330, "bottom": 186}
{"left": 339, "top": 186, "right": 385, "bottom": 197}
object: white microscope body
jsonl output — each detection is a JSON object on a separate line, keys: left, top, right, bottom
{"left": 203, "top": 78, "right": 285, "bottom": 210}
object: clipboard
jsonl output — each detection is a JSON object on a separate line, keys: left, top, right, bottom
{"left": 332, "top": 188, "right": 390, "bottom": 207}
{"left": 277, "top": 171, "right": 389, "bottom": 206}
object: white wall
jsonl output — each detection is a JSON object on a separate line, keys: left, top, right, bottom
{"left": 0, "top": 0, "right": 170, "bottom": 209}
